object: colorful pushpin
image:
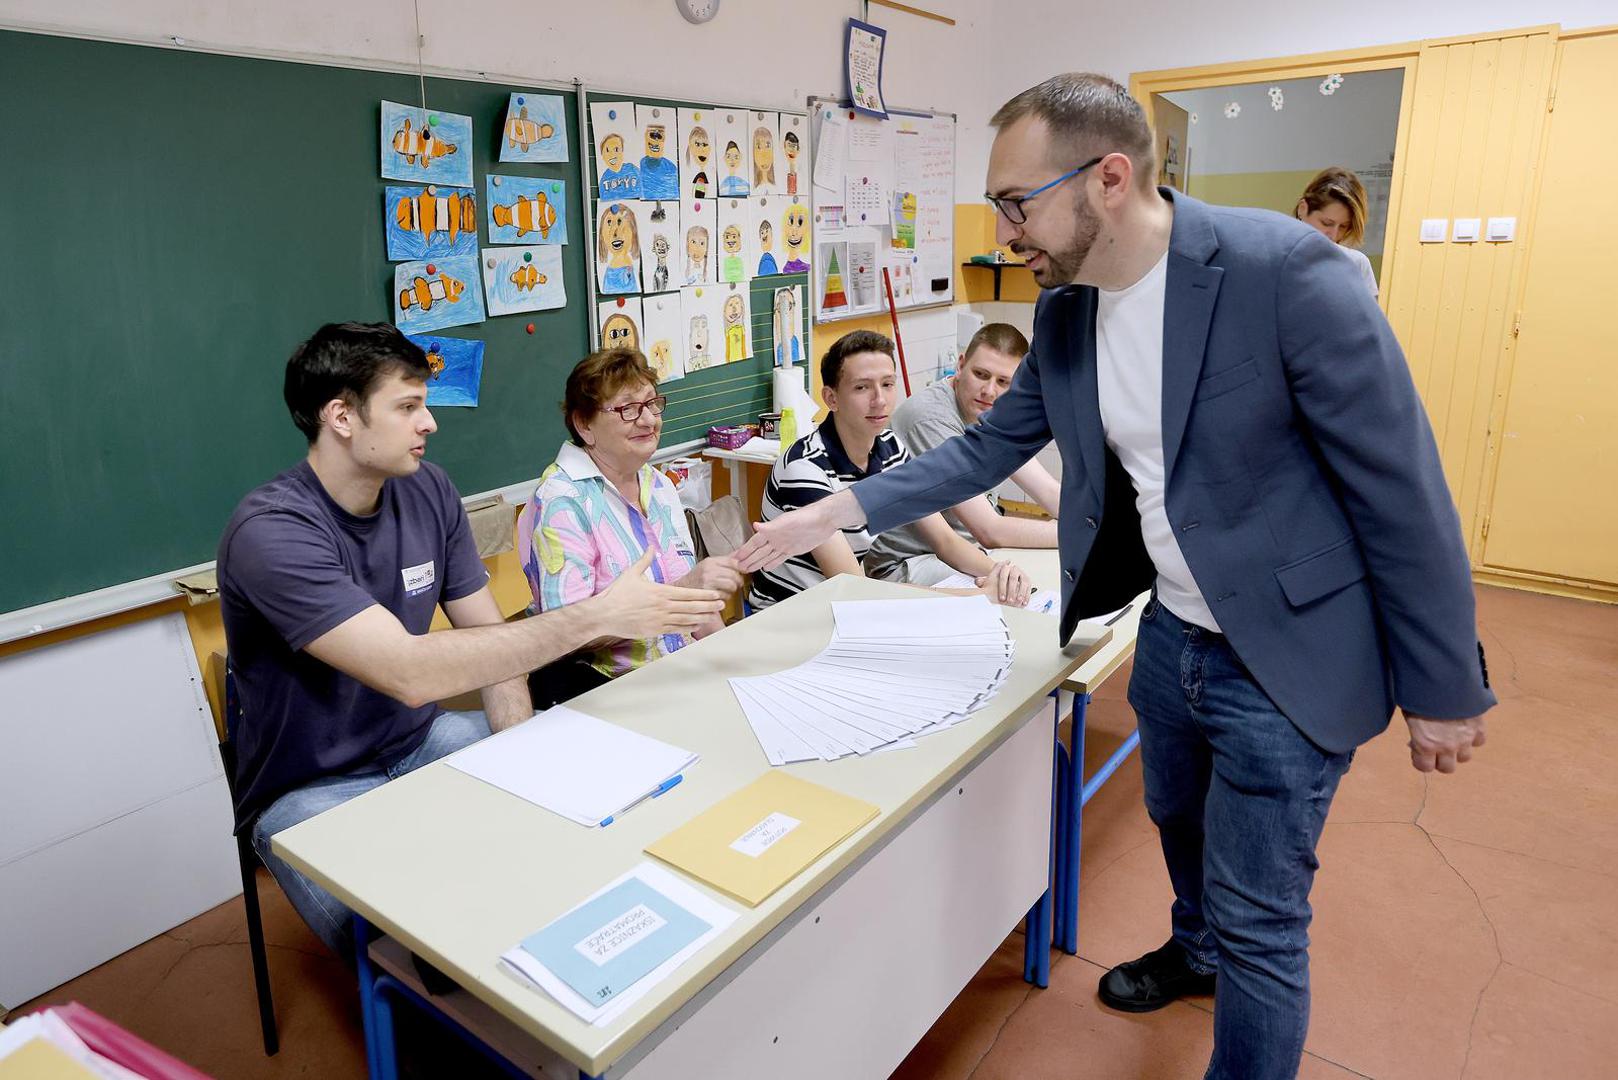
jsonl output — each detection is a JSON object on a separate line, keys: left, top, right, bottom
{"left": 848, "top": 110, "right": 856, "bottom": 120}
{"left": 551, "top": 182, "right": 560, "bottom": 193}
{"left": 486, "top": 258, "right": 496, "bottom": 269}
{"left": 517, "top": 95, "right": 526, "bottom": 105}
{"left": 492, "top": 175, "right": 501, "bottom": 186}
{"left": 526, "top": 323, "right": 535, "bottom": 334}
{"left": 523, "top": 251, "right": 532, "bottom": 262}
{"left": 694, "top": 111, "right": 703, "bottom": 121}
{"left": 426, "top": 263, "right": 436, "bottom": 274}
{"left": 428, "top": 114, "right": 440, "bottom": 126}
{"left": 608, "top": 109, "right": 617, "bottom": 120}
{"left": 427, "top": 185, "right": 436, "bottom": 195}
{"left": 616, "top": 297, "right": 626, "bottom": 307}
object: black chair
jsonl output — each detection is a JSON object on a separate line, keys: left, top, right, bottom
{"left": 216, "top": 665, "right": 279, "bottom": 1056}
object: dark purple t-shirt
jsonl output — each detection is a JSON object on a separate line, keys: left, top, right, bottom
{"left": 217, "top": 459, "right": 486, "bottom": 830}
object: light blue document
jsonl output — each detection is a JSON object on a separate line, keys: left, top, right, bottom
{"left": 519, "top": 877, "right": 711, "bottom": 1007}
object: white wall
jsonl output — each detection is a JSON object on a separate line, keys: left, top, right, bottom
{"left": 0, "top": 0, "right": 997, "bottom": 200}
{"left": 988, "top": 0, "right": 1612, "bottom": 102}
{"left": 1166, "top": 67, "right": 1404, "bottom": 176}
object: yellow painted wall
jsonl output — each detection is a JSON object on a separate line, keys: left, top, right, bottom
{"left": 1383, "top": 28, "right": 1557, "bottom": 558}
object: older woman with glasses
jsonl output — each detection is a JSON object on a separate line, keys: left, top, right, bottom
{"left": 517, "top": 348, "right": 744, "bottom": 706}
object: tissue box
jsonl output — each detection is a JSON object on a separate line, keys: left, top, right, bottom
{"left": 706, "top": 424, "right": 757, "bottom": 450}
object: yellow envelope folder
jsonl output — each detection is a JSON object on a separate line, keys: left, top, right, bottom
{"left": 646, "top": 771, "right": 880, "bottom": 907}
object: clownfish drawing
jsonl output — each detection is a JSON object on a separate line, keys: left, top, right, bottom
{"left": 425, "top": 346, "right": 446, "bottom": 379}
{"left": 392, "top": 119, "right": 458, "bottom": 166}
{"left": 509, "top": 263, "right": 548, "bottom": 291}
{"left": 491, "top": 192, "right": 558, "bottom": 239}
{"left": 398, "top": 271, "right": 466, "bottom": 313}
{"left": 394, "top": 189, "right": 476, "bottom": 244}
{"left": 506, "top": 107, "right": 556, "bottom": 154}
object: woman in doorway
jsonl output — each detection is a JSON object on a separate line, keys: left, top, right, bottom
{"left": 1295, "top": 166, "right": 1378, "bottom": 298}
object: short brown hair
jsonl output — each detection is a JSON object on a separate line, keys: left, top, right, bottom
{"left": 820, "top": 329, "right": 895, "bottom": 391}
{"left": 563, "top": 348, "right": 659, "bottom": 446}
{"left": 991, "top": 73, "right": 1156, "bottom": 192}
{"left": 1296, "top": 167, "right": 1369, "bottom": 246}
{"left": 964, "top": 322, "right": 1030, "bottom": 363}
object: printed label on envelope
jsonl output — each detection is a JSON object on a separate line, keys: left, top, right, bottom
{"left": 730, "top": 812, "right": 802, "bottom": 857}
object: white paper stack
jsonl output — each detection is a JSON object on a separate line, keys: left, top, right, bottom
{"left": 929, "top": 571, "right": 1060, "bottom": 614}
{"left": 446, "top": 705, "right": 698, "bottom": 827}
{"left": 730, "top": 595, "right": 1015, "bottom": 764}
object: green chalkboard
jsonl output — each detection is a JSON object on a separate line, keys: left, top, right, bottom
{"left": 0, "top": 31, "right": 597, "bottom": 615}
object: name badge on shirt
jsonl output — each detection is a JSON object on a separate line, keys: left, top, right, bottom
{"left": 401, "top": 560, "right": 436, "bottom": 596}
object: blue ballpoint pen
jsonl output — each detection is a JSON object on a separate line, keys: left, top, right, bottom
{"left": 598, "top": 774, "right": 684, "bottom": 827}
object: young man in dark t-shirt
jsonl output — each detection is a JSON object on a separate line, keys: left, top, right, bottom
{"left": 218, "top": 323, "right": 722, "bottom": 958}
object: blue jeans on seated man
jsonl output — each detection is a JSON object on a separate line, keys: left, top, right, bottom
{"left": 1128, "top": 597, "right": 1353, "bottom": 1080}
{"left": 252, "top": 710, "right": 492, "bottom": 961}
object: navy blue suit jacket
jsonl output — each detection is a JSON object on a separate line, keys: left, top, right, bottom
{"left": 856, "top": 191, "right": 1494, "bottom": 752}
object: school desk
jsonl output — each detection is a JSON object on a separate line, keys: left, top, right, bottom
{"left": 993, "top": 547, "right": 1151, "bottom": 956}
{"left": 273, "top": 574, "right": 1107, "bottom": 1079}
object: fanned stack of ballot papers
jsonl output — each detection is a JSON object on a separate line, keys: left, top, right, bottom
{"left": 501, "top": 862, "right": 737, "bottom": 1026}
{"left": 447, "top": 705, "right": 697, "bottom": 827}
{"left": 730, "top": 595, "right": 1015, "bottom": 764}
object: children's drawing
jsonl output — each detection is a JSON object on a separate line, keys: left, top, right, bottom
{"left": 681, "top": 285, "right": 722, "bottom": 372}
{"left": 381, "top": 101, "right": 473, "bottom": 188}
{"left": 780, "top": 113, "right": 806, "bottom": 197}
{"left": 749, "top": 196, "right": 783, "bottom": 277}
{"left": 718, "top": 198, "right": 748, "bottom": 284}
{"left": 597, "top": 297, "right": 644, "bottom": 353}
{"left": 678, "top": 108, "right": 712, "bottom": 201}
{"left": 385, "top": 186, "right": 478, "bottom": 261}
{"left": 591, "top": 102, "right": 641, "bottom": 200}
{"left": 499, "top": 92, "right": 569, "bottom": 163}
{"left": 891, "top": 191, "right": 917, "bottom": 250}
{"left": 486, "top": 176, "right": 569, "bottom": 245}
{"left": 394, "top": 254, "right": 486, "bottom": 334}
{"left": 682, "top": 199, "right": 717, "bottom": 285}
{"left": 781, "top": 199, "right": 811, "bottom": 273}
{"left": 818, "top": 242, "right": 849, "bottom": 314}
{"left": 596, "top": 201, "right": 643, "bottom": 294}
{"left": 639, "top": 201, "right": 682, "bottom": 296}
{"left": 714, "top": 109, "right": 751, "bottom": 197}
{"left": 749, "top": 112, "right": 780, "bottom": 196}
{"left": 407, "top": 334, "right": 484, "bottom": 407}
{"left": 772, "top": 285, "right": 804, "bottom": 368}
{"left": 482, "top": 245, "right": 566, "bottom": 317}
{"left": 642, "top": 291, "right": 686, "bottom": 384}
{"left": 635, "top": 104, "right": 681, "bottom": 201}
{"left": 721, "top": 284, "right": 751, "bottom": 364}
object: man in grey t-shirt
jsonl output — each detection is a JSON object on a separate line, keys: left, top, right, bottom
{"left": 866, "top": 323, "right": 1062, "bottom": 584}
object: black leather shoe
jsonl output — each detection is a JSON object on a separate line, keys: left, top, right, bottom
{"left": 1097, "top": 939, "right": 1216, "bottom": 1012}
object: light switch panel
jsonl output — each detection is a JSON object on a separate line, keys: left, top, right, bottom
{"left": 1487, "top": 216, "right": 1516, "bottom": 242}
{"left": 1420, "top": 218, "right": 1448, "bottom": 243}
{"left": 1452, "top": 218, "right": 1481, "bottom": 243}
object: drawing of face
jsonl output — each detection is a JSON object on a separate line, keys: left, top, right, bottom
{"left": 753, "top": 129, "right": 773, "bottom": 172}
{"left": 644, "top": 124, "right": 666, "bottom": 159}
{"left": 784, "top": 131, "right": 800, "bottom": 167}
{"left": 722, "top": 224, "right": 742, "bottom": 255}
{"left": 783, "top": 204, "right": 807, "bottom": 253}
{"left": 724, "top": 141, "right": 741, "bottom": 174}
{"left": 687, "top": 126, "right": 710, "bottom": 167}
{"left": 650, "top": 340, "right": 672, "bottom": 376}
{"left": 724, "top": 294, "right": 743, "bottom": 327}
{"left": 652, "top": 234, "right": 671, "bottom": 261}
{"left": 686, "top": 226, "right": 708, "bottom": 267}
{"left": 759, "top": 220, "right": 774, "bottom": 249}
{"left": 690, "top": 315, "right": 709, "bottom": 357}
{"left": 599, "top": 204, "right": 638, "bottom": 268}
{"left": 602, "top": 313, "right": 638, "bottom": 351}
{"left": 601, "top": 133, "right": 625, "bottom": 171}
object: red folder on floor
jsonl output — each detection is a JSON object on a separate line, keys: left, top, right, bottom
{"left": 26, "top": 1003, "right": 214, "bottom": 1080}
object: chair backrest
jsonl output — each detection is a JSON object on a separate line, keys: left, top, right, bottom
{"left": 685, "top": 494, "right": 751, "bottom": 560}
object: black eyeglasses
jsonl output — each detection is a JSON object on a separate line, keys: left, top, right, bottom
{"left": 605, "top": 395, "right": 668, "bottom": 423}
{"left": 985, "top": 156, "right": 1105, "bottom": 225}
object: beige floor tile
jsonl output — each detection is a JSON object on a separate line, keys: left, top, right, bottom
{"left": 1463, "top": 963, "right": 1618, "bottom": 1080}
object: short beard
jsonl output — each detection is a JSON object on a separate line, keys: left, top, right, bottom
{"left": 1039, "top": 199, "right": 1102, "bottom": 286}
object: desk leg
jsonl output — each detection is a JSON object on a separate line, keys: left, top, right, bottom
{"left": 725, "top": 459, "right": 747, "bottom": 509}
{"left": 1022, "top": 691, "right": 1061, "bottom": 988}
{"left": 355, "top": 914, "right": 386, "bottom": 1080}
{"left": 1059, "top": 693, "right": 1090, "bottom": 955}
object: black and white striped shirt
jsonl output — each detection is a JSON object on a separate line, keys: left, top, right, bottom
{"left": 748, "top": 420, "right": 911, "bottom": 609}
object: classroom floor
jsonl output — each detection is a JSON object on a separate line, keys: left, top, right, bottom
{"left": 9, "top": 584, "right": 1615, "bottom": 1079}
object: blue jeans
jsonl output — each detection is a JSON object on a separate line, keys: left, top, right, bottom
{"left": 1128, "top": 598, "right": 1352, "bottom": 1080}
{"left": 252, "top": 710, "right": 491, "bottom": 960}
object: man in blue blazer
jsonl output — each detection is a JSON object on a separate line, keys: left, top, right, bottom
{"left": 738, "top": 73, "right": 1493, "bottom": 1080}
